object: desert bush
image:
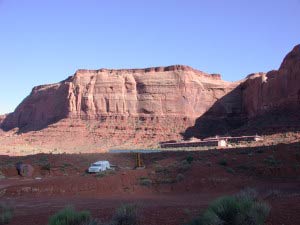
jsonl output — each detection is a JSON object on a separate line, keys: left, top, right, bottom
{"left": 158, "top": 178, "right": 176, "bottom": 184}
{"left": 111, "top": 204, "right": 138, "bottom": 225}
{"left": 293, "top": 163, "right": 300, "bottom": 171}
{"left": 236, "top": 188, "right": 258, "bottom": 200}
{"left": 0, "top": 202, "right": 13, "bottom": 225}
{"left": 0, "top": 170, "right": 5, "bottom": 180}
{"left": 139, "top": 177, "right": 152, "bottom": 186}
{"left": 186, "top": 155, "right": 194, "bottom": 164}
{"left": 178, "top": 160, "right": 192, "bottom": 172}
{"left": 256, "top": 149, "right": 264, "bottom": 154}
{"left": 263, "top": 155, "right": 281, "bottom": 167}
{"left": 226, "top": 167, "right": 235, "bottom": 174}
{"left": 237, "top": 164, "right": 252, "bottom": 171}
{"left": 218, "top": 159, "right": 228, "bottom": 166}
{"left": 154, "top": 164, "right": 169, "bottom": 174}
{"left": 41, "top": 163, "right": 51, "bottom": 171}
{"left": 186, "top": 189, "right": 270, "bottom": 225}
{"left": 48, "top": 206, "right": 91, "bottom": 225}
{"left": 80, "top": 219, "right": 108, "bottom": 225}
{"left": 176, "top": 173, "right": 184, "bottom": 182}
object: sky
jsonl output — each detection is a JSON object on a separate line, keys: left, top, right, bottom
{"left": 0, "top": 0, "right": 299, "bottom": 114}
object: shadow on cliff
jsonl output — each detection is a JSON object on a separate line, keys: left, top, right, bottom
{"left": 0, "top": 112, "right": 62, "bottom": 134}
{"left": 181, "top": 84, "right": 246, "bottom": 139}
{"left": 181, "top": 84, "right": 300, "bottom": 139}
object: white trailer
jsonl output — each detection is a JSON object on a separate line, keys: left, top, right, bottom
{"left": 88, "top": 161, "right": 110, "bottom": 173}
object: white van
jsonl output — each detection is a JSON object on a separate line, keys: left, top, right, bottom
{"left": 88, "top": 161, "right": 110, "bottom": 173}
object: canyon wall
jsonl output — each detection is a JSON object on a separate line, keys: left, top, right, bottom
{"left": 1, "top": 44, "right": 299, "bottom": 147}
{"left": 241, "top": 44, "right": 300, "bottom": 118}
{"left": 0, "top": 65, "right": 241, "bottom": 137}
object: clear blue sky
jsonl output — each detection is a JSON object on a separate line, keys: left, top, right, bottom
{"left": 0, "top": 0, "right": 299, "bottom": 114}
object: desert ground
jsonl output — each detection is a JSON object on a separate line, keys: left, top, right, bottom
{"left": 1, "top": 141, "right": 300, "bottom": 225}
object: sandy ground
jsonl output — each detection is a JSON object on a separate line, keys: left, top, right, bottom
{"left": 1, "top": 142, "right": 300, "bottom": 225}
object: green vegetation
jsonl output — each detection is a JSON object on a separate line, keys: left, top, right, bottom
{"left": 226, "top": 167, "right": 235, "bottom": 174}
{"left": 154, "top": 164, "right": 169, "bottom": 174}
{"left": 41, "top": 163, "right": 51, "bottom": 171}
{"left": 0, "top": 170, "right": 5, "bottom": 180}
{"left": 139, "top": 177, "right": 152, "bottom": 186}
{"left": 186, "top": 189, "right": 270, "bottom": 225}
{"left": 48, "top": 206, "right": 91, "bottom": 225}
{"left": 0, "top": 203, "right": 13, "bottom": 225}
{"left": 263, "top": 155, "right": 281, "bottom": 167}
{"left": 236, "top": 164, "right": 252, "bottom": 172}
{"left": 176, "top": 173, "right": 184, "bottom": 182}
{"left": 178, "top": 160, "right": 192, "bottom": 172}
{"left": 186, "top": 155, "right": 194, "bottom": 164}
{"left": 48, "top": 204, "right": 138, "bottom": 225}
{"left": 256, "top": 149, "right": 264, "bottom": 154}
{"left": 62, "top": 163, "right": 73, "bottom": 168}
{"left": 111, "top": 204, "right": 138, "bottom": 225}
{"left": 157, "top": 177, "right": 176, "bottom": 184}
{"left": 218, "top": 158, "right": 228, "bottom": 166}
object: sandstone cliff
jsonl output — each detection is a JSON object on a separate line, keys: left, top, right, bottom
{"left": 0, "top": 114, "right": 6, "bottom": 125}
{"left": 241, "top": 44, "right": 300, "bottom": 117}
{"left": 1, "top": 65, "right": 240, "bottom": 134}
{"left": 1, "top": 45, "right": 299, "bottom": 151}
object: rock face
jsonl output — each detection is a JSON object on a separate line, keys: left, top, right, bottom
{"left": 241, "top": 44, "right": 300, "bottom": 118}
{"left": 1, "top": 65, "right": 240, "bottom": 135}
{"left": 1, "top": 44, "right": 299, "bottom": 150}
{"left": 0, "top": 115, "right": 6, "bottom": 125}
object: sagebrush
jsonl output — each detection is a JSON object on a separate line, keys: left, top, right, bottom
{"left": 186, "top": 188, "right": 270, "bottom": 225}
{"left": 48, "top": 206, "right": 91, "bottom": 225}
{"left": 0, "top": 202, "right": 13, "bottom": 225}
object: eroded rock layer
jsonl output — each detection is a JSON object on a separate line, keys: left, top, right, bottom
{"left": 1, "top": 45, "right": 299, "bottom": 151}
{"left": 1, "top": 65, "right": 240, "bottom": 136}
{"left": 241, "top": 44, "right": 300, "bottom": 117}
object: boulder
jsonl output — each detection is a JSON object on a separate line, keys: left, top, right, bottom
{"left": 16, "top": 163, "right": 34, "bottom": 177}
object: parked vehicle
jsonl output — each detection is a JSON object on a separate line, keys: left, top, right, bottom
{"left": 88, "top": 161, "right": 110, "bottom": 173}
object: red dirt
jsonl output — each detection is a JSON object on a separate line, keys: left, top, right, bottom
{"left": 1, "top": 142, "right": 300, "bottom": 225}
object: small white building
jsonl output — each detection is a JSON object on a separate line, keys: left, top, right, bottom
{"left": 218, "top": 139, "right": 227, "bottom": 147}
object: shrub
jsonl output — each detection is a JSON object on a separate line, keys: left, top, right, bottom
{"left": 263, "top": 155, "right": 281, "bottom": 167}
{"left": 178, "top": 160, "right": 192, "bottom": 172}
{"left": 186, "top": 189, "right": 270, "bottom": 225}
{"left": 0, "top": 202, "right": 13, "bottom": 225}
{"left": 139, "top": 177, "right": 152, "bottom": 186}
{"left": 80, "top": 219, "right": 108, "bottom": 225}
{"left": 236, "top": 188, "right": 258, "bottom": 201}
{"left": 226, "top": 167, "right": 235, "bottom": 174}
{"left": 237, "top": 164, "right": 252, "bottom": 171}
{"left": 0, "top": 170, "right": 5, "bottom": 180}
{"left": 218, "top": 159, "right": 228, "bottom": 166}
{"left": 41, "top": 163, "right": 51, "bottom": 171}
{"left": 154, "top": 165, "right": 169, "bottom": 174}
{"left": 111, "top": 204, "right": 138, "bottom": 225}
{"left": 256, "top": 149, "right": 264, "bottom": 154}
{"left": 176, "top": 173, "right": 184, "bottom": 182}
{"left": 48, "top": 206, "right": 91, "bottom": 225}
{"left": 158, "top": 178, "right": 176, "bottom": 184}
{"left": 186, "top": 155, "right": 194, "bottom": 164}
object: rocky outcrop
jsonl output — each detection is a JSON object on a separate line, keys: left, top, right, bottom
{"left": 1, "top": 44, "right": 299, "bottom": 148}
{"left": 241, "top": 44, "right": 300, "bottom": 117}
{"left": 2, "top": 82, "right": 71, "bottom": 131}
{"left": 0, "top": 115, "right": 6, "bottom": 125}
{"left": 1, "top": 65, "right": 240, "bottom": 134}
